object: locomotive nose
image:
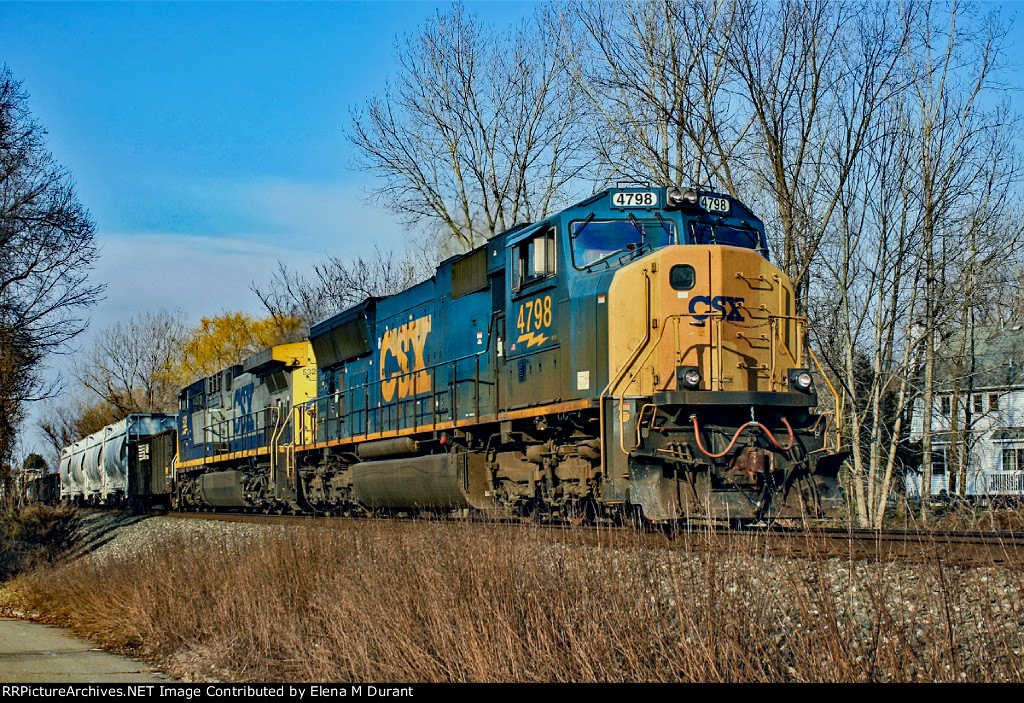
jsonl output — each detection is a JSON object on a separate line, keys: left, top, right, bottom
{"left": 602, "top": 242, "right": 839, "bottom": 523}
{"left": 607, "top": 244, "right": 805, "bottom": 397}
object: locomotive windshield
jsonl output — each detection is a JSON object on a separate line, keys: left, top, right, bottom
{"left": 689, "top": 220, "right": 766, "bottom": 255}
{"left": 571, "top": 219, "right": 676, "bottom": 269}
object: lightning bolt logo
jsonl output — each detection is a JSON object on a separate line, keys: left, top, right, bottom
{"left": 517, "top": 332, "right": 549, "bottom": 348}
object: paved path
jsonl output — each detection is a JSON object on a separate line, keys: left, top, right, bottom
{"left": 0, "top": 617, "right": 171, "bottom": 683}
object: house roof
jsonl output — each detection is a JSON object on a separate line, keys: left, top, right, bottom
{"left": 935, "top": 324, "right": 1024, "bottom": 390}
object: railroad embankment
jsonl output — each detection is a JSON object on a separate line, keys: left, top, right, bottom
{"left": 0, "top": 504, "right": 77, "bottom": 580}
{"left": 1, "top": 511, "right": 1022, "bottom": 683}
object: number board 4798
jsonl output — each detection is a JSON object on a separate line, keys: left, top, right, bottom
{"left": 611, "top": 191, "right": 658, "bottom": 208}
{"left": 699, "top": 195, "right": 730, "bottom": 213}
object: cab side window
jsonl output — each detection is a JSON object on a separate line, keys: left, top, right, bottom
{"left": 513, "top": 227, "right": 556, "bottom": 291}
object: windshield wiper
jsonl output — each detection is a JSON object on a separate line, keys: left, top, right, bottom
{"left": 738, "top": 220, "right": 768, "bottom": 255}
{"left": 653, "top": 212, "right": 674, "bottom": 240}
{"left": 571, "top": 212, "right": 596, "bottom": 240}
{"left": 626, "top": 212, "right": 646, "bottom": 236}
{"left": 583, "top": 242, "right": 648, "bottom": 270}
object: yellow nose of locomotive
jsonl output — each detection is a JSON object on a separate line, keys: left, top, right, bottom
{"left": 606, "top": 244, "right": 804, "bottom": 398}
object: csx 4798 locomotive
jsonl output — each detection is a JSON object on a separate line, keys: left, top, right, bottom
{"left": 66, "top": 186, "right": 845, "bottom": 523}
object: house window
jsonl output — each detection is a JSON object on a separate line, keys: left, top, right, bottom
{"left": 932, "top": 446, "right": 946, "bottom": 475}
{"left": 973, "top": 394, "right": 983, "bottom": 413}
{"left": 1002, "top": 446, "right": 1024, "bottom": 472}
{"left": 940, "top": 396, "right": 951, "bottom": 416}
{"left": 990, "top": 394, "right": 1000, "bottom": 411}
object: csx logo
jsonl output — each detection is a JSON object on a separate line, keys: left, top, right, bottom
{"left": 380, "top": 314, "right": 432, "bottom": 402}
{"left": 233, "top": 384, "right": 255, "bottom": 434}
{"left": 688, "top": 295, "right": 746, "bottom": 322}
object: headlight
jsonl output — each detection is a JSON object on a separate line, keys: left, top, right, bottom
{"left": 667, "top": 187, "right": 698, "bottom": 209}
{"left": 789, "top": 369, "right": 814, "bottom": 392}
{"left": 678, "top": 366, "right": 701, "bottom": 389}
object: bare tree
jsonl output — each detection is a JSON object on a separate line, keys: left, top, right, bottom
{"left": 0, "top": 66, "right": 102, "bottom": 467}
{"left": 254, "top": 247, "right": 428, "bottom": 334}
{"left": 811, "top": 92, "right": 918, "bottom": 526}
{"left": 565, "top": 0, "right": 750, "bottom": 191}
{"left": 565, "top": 0, "right": 909, "bottom": 315}
{"left": 74, "top": 310, "right": 189, "bottom": 417}
{"left": 349, "top": 3, "right": 592, "bottom": 252}
{"left": 36, "top": 393, "right": 121, "bottom": 468}
{"left": 897, "top": 1, "right": 1021, "bottom": 522}
{"left": 808, "top": 1, "right": 1021, "bottom": 526}
{"left": 728, "top": 2, "right": 914, "bottom": 310}
{"left": 561, "top": 1, "right": 1020, "bottom": 526}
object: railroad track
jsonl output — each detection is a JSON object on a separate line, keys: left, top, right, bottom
{"left": 156, "top": 510, "right": 1024, "bottom": 569}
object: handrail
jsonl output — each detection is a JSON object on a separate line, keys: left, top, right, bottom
{"left": 615, "top": 310, "right": 725, "bottom": 455}
{"left": 297, "top": 348, "right": 492, "bottom": 445}
{"left": 197, "top": 405, "right": 279, "bottom": 460}
{"left": 269, "top": 402, "right": 288, "bottom": 482}
{"left": 807, "top": 344, "right": 842, "bottom": 444}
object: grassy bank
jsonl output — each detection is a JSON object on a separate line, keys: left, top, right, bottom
{"left": 891, "top": 501, "right": 1024, "bottom": 532}
{"left": 0, "top": 504, "right": 78, "bottom": 579}
{"left": 7, "top": 518, "right": 1024, "bottom": 683}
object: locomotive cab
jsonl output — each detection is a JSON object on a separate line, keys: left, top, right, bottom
{"left": 501, "top": 185, "right": 776, "bottom": 409}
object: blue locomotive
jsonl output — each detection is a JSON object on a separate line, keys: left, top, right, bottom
{"left": 77, "top": 186, "right": 846, "bottom": 523}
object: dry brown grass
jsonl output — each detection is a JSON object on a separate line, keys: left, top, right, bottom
{"left": 8, "top": 518, "right": 1024, "bottom": 683}
{"left": 0, "top": 504, "right": 78, "bottom": 579}
{"left": 881, "top": 499, "right": 1024, "bottom": 532}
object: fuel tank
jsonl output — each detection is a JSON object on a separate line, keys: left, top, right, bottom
{"left": 198, "top": 470, "right": 247, "bottom": 508}
{"left": 351, "top": 451, "right": 494, "bottom": 511}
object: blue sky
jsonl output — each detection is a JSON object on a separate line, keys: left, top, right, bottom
{"left": 4, "top": 0, "right": 1020, "bottom": 327}
{"left": 1, "top": 1, "right": 538, "bottom": 454}
{"left": 6, "top": 0, "right": 1024, "bottom": 330}
{"left": 2, "top": 1, "right": 536, "bottom": 324}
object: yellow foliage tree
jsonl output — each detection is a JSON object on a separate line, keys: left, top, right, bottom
{"left": 169, "top": 312, "right": 302, "bottom": 387}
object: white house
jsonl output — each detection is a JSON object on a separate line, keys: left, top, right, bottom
{"left": 908, "top": 324, "right": 1024, "bottom": 499}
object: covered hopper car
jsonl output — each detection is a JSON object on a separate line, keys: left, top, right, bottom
{"left": 59, "top": 414, "right": 177, "bottom": 511}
